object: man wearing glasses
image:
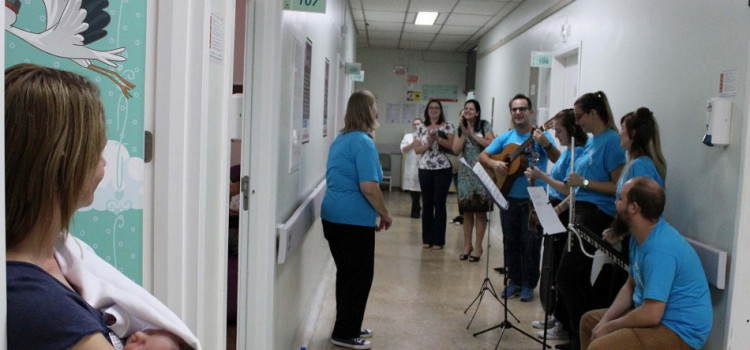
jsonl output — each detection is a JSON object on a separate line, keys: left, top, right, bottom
{"left": 479, "top": 94, "right": 556, "bottom": 302}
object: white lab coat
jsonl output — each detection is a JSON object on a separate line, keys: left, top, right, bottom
{"left": 400, "top": 132, "right": 421, "bottom": 192}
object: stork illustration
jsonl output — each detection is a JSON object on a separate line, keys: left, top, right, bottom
{"left": 5, "top": 0, "right": 136, "bottom": 98}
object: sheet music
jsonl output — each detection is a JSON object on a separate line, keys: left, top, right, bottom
{"left": 527, "top": 187, "right": 566, "bottom": 235}
{"left": 459, "top": 157, "right": 509, "bottom": 209}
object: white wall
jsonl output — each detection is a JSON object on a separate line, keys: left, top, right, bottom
{"left": 355, "top": 48, "right": 468, "bottom": 146}
{"left": 475, "top": 1, "right": 749, "bottom": 349}
{"left": 253, "top": 0, "right": 356, "bottom": 349}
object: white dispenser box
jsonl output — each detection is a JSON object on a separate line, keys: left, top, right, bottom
{"left": 702, "top": 97, "right": 732, "bottom": 147}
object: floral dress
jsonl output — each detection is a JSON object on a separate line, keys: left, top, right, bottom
{"left": 416, "top": 122, "right": 456, "bottom": 170}
{"left": 457, "top": 120, "right": 493, "bottom": 212}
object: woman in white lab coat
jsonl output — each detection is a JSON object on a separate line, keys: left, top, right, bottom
{"left": 400, "top": 118, "right": 423, "bottom": 218}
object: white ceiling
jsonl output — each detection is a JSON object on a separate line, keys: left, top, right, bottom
{"left": 348, "top": 0, "right": 526, "bottom": 52}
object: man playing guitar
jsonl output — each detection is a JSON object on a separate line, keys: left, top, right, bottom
{"left": 478, "top": 94, "right": 556, "bottom": 302}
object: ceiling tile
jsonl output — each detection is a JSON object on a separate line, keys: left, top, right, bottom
{"left": 445, "top": 13, "right": 492, "bottom": 26}
{"left": 440, "top": 25, "right": 481, "bottom": 35}
{"left": 368, "top": 30, "right": 402, "bottom": 40}
{"left": 369, "top": 38, "right": 400, "bottom": 48}
{"left": 400, "top": 40, "right": 432, "bottom": 50}
{"left": 409, "top": 0, "right": 458, "bottom": 13}
{"left": 437, "top": 33, "right": 473, "bottom": 43}
{"left": 349, "top": 0, "right": 363, "bottom": 10}
{"left": 454, "top": 1, "right": 510, "bottom": 15}
{"left": 362, "top": 0, "right": 409, "bottom": 12}
{"left": 352, "top": 10, "right": 364, "bottom": 20}
{"left": 365, "top": 11, "right": 406, "bottom": 23}
{"left": 428, "top": 41, "right": 463, "bottom": 52}
{"left": 401, "top": 32, "right": 437, "bottom": 41}
{"left": 403, "top": 23, "right": 441, "bottom": 34}
{"left": 365, "top": 21, "right": 404, "bottom": 31}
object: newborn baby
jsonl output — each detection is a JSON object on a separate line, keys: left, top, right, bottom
{"left": 122, "top": 329, "right": 188, "bottom": 350}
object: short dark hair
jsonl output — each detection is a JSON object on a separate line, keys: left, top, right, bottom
{"left": 508, "top": 94, "right": 533, "bottom": 111}
{"left": 626, "top": 177, "right": 665, "bottom": 221}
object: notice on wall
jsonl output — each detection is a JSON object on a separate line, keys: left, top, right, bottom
{"left": 292, "top": 37, "right": 305, "bottom": 145}
{"left": 324, "top": 58, "right": 329, "bottom": 137}
{"left": 386, "top": 104, "right": 402, "bottom": 124}
{"left": 719, "top": 69, "right": 739, "bottom": 97}
{"left": 302, "top": 38, "right": 312, "bottom": 143}
{"left": 423, "top": 84, "right": 459, "bottom": 102}
{"left": 406, "top": 90, "right": 421, "bottom": 101}
{"left": 209, "top": 12, "right": 224, "bottom": 63}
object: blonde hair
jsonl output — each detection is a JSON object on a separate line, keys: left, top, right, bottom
{"left": 341, "top": 90, "right": 378, "bottom": 133}
{"left": 5, "top": 64, "right": 106, "bottom": 248}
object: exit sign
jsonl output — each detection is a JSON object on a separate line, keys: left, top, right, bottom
{"left": 283, "top": 0, "right": 327, "bottom": 13}
{"left": 531, "top": 51, "right": 552, "bottom": 68}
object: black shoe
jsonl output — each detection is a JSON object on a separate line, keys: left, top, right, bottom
{"left": 411, "top": 212, "right": 420, "bottom": 218}
{"left": 493, "top": 266, "right": 507, "bottom": 274}
{"left": 554, "top": 342, "right": 571, "bottom": 350}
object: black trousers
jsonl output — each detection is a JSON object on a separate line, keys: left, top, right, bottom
{"left": 418, "top": 168, "right": 452, "bottom": 246}
{"left": 556, "top": 201, "right": 614, "bottom": 349}
{"left": 322, "top": 219, "right": 376, "bottom": 339}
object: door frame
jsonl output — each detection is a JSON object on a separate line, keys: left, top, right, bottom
{"left": 548, "top": 42, "right": 582, "bottom": 114}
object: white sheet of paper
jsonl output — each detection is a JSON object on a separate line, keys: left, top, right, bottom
{"left": 527, "top": 186, "right": 566, "bottom": 235}
{"left": 459, "top": 157, "right": 509, "bottom": 209}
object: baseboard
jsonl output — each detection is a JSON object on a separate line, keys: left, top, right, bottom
{"left": 296, "top": 258, "right": 335, "bottom": 347}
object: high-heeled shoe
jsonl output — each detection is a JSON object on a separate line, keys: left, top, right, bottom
{"left": 459, "top": 248, "right": 473, "bottom": 261}
{"left": 468, "top": 252, "right": 483, "bottom": 262}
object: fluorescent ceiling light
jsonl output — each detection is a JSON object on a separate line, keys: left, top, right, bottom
{"left": 415, "top": 12, "right": 438, "bottom": 26}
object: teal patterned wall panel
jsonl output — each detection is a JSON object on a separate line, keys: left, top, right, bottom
{"left": 5, "top": 0, "right": 148, "bottom": 283}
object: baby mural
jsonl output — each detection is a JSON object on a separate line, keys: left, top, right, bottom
{"left": 5, "top": 0, "right": 147, "bottom": 283}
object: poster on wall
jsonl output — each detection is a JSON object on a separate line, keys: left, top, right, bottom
{"left": 302, "top": 38, "right": 312, "bottom": 143}
{"left": 424, "top": 84, "right": 459, "bottom": 102}
{"left": 324, "top": 58, "right": 329, "bottom": 137}
{"left": 5, "top": 0, "right": 147, "bottom": 283}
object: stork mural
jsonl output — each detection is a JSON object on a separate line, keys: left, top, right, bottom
{"left": 5, "top": 0, "right": 136, "bottom": 98}
{"left": 5, "top": 0, "right": 147, "bottom": 283}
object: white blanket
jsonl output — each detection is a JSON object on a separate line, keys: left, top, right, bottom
{"left": 55, "top": 236, "right": 201, "bottom": 350}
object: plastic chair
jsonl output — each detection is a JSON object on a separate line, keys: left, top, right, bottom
{"left": 379, "top": 153, "right": 392, "bottom": 192}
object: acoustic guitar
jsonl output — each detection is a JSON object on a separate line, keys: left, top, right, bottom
{"left": 484, "top": 119, "right": 554, "bottom": 196}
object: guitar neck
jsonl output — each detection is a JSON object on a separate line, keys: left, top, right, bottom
{"left": 569, "top": 224, "right": 629, "bottom": 271}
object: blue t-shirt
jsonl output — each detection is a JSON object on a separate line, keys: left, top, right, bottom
{"left": 548, "top": 146, "right": 584, "bottom": 201}
{"left": 485, "top": 128, "right": 555, "bottom": 199}
{"left": 7, "top": 261, "right": 111, "bottom": 350}
{"left": 321, "top": 131, "right": 383, "bottom": 227}
{"left": 629, "top": 218, "right": 712, "bottom": 349}
{"left": 616, "top": 156, "right": 664, "bottom": 196}
{"left": 573, "top": 129, "right": 626, "bottom": 216}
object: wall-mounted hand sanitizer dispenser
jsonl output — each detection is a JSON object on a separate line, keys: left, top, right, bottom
{"left": 702, "top": 97, "right": 732, "bottom": 147}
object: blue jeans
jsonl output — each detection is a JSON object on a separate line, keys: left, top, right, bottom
{"left": 500, "top": 198, "right": 542, "bottom": 289}
{"left": 418, "top": 168, "right": 452, "bottom": 246}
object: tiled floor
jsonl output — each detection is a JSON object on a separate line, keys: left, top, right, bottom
{"left": 308, "top": 191, "right": 568, "bottom": 350}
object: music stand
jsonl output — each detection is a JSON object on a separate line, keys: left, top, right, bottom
{"left": 463, "top": 203, "right": 518, "bottom": 329}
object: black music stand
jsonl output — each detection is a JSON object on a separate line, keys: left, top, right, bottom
{"left": 472, "top": 246, "right": 550, "bottom": 350}
{"left": 463, "top": 204, "right": 516, "bottom": 329}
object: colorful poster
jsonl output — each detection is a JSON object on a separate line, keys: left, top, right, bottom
{"left": 423, "top": 84, "right": 459, "bottom": 102}
{"left": 5, "top": 0, "right": 147, "bottom": 283}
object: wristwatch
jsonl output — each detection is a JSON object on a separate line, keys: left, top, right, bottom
{"left": 582, "top": 179, "right": 590, "bottom": 188}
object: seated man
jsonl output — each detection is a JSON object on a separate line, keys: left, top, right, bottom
{"left": 580, "top": 177, "right": 712, "bottom": 349}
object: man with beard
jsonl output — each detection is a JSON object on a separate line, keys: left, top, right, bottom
{"left": 579, "top": 177, "right": 712, "bottom": 350}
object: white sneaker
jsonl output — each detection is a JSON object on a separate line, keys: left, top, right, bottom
{"left": 537, "top": 322, "right": 569, "bottom": 340}
{"left": 531, "top": 315, "right": 556, "bottom": 329}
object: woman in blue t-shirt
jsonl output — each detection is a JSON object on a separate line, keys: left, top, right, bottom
{"left": 555, "top": 91, "right": 626, "bottom": 350}
{"left": 321, "top": 90, "right": 392, "bottom": 350}
{"left": 524, "top": 108, "right": 587, "bottom": 338}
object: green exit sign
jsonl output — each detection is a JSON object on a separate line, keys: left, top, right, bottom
{"left": 283, "top": 0, "right": 327, "bottom": 13}
{"left": 531, "top": 51, "right": 552, "bottom": 68}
